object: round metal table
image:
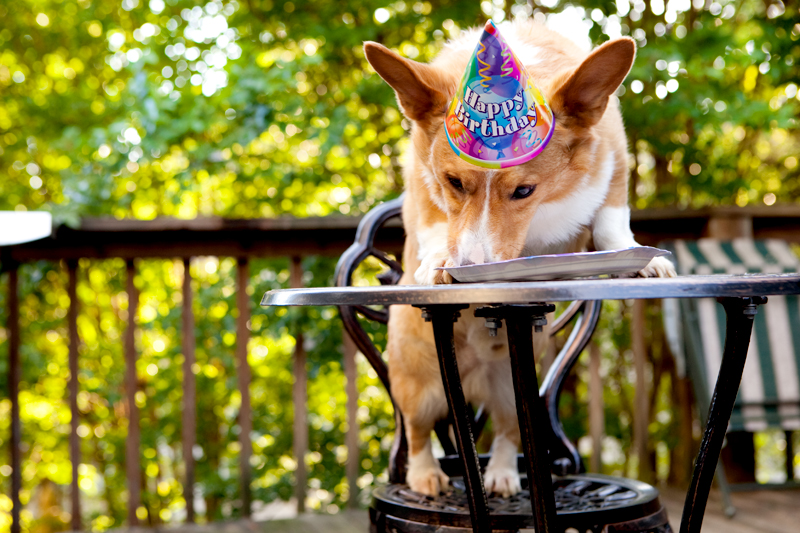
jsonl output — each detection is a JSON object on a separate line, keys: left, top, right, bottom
{"left": 261, "top": 274, "right": 800, "bottom": 533}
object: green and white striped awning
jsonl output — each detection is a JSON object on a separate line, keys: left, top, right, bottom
{"left": 662, "top": 239, "right": 800, "bottom": 432}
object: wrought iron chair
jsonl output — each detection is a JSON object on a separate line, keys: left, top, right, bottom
{"left": 334, "top": 197, "right": 672, "bottom": 533}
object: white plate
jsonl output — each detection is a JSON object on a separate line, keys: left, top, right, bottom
{"left": 437, "top": 247, "right": 672, "bottom": 283}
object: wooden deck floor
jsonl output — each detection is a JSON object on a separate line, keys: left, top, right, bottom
{"left": 660, "top": 486, "right": 799, "bottom": 533}
{"left": 124, "top": 487, "right": 797, "bottom": 533}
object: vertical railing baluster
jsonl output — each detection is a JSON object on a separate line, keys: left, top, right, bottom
{"left": 182, "top": 258, "right": 196, "bottom": 522}
{"left": 589, "top": 340, "right": 604, "bottom": 473}
{"left": 632, "top": 299, "right": 652, "bottom": 482}
{"left": 235, "top": 258, "right": 253, "bottom": 517}
{"left": 67, "top": 260, "right": 82, "bottom": 531}
{"left": 8, "top": 263, "right": 21, "bottom": 533}
{"left": 124, "top": 259, "right": 141, "bottom": 526}
{"left": 343, "top": 332, "right": 359, "bottom": 508}
{"left": 290, "top": 257, "right": 307, "bottom": 514}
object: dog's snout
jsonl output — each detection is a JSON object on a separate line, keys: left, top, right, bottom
{"left": 458, "top": 243, "right": 487, "bottom": 267}
{"left": 466, "top": 244, "right": 485, "bottom": 265}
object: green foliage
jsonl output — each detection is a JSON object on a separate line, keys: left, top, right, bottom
{"left": 1, "top": 0, "right": 798, "bottom": 221}
{"left": 600, "top": 0, "right": 800, "bottom": 208}
{"left": 0, "top": 0, "right": 484, "bottom": 222}
{"left": 2, "top": 0, "right": 800, "bottom": 531}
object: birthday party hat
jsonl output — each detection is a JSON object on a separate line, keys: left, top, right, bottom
{"left": 445, "top": 20, "right": 555, "bottom": 169}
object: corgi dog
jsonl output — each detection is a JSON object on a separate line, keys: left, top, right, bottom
{"left": 364, "top": 20, "right": 676, "bottom": 498}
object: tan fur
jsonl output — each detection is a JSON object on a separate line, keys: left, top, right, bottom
{"left": 366, "top": 20, "right": 676, "bottom": 497}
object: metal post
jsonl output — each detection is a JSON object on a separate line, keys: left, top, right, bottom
{"left": 479, "top": 304, "right": 558, "bottom": 533}
{"left": 67, "top": 260, "right": 82, "bottom": 531}
{"left": 124, "top": 259, "right": 141, "bottom": 526}
{"left": 235, "top": 258, "right": 252, "bottom": 517}
{"left": 8, "top": 264, "right": 21, "bottom": 533}
{"left": 423, "top": 304, "right": 490, "bottom": 533}
{"left": 290, "top": 257, "right": 307, "bottom": 514}
{"left": 181, "top": 258, "right": 196, "bottom": 522}
{"left": 679, "top": 296, "right": 766, "bottom": 533}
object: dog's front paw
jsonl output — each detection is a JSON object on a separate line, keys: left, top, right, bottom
{"left": 483, "top": 465, "right": 521, "bottom": 498}
{"left": 638, "top": 255, "right": 677, "bottom": 278}
{"left": 414, "top": 255, "right": 455, "bottom": 285}
{"left": 407, "top": 465, "right": 450, "bottom": 496}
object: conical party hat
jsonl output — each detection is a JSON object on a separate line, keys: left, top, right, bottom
{"left": 445, "top": 20, "right": 554, "bottom": 169}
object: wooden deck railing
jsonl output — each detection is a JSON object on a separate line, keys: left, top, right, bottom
{"left": 2, "top": 204, "right": 799, "bottom": 533}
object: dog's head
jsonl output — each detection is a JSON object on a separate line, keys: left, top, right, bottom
{"left": 365, "top": 36, "right": 635, "bottom": 266}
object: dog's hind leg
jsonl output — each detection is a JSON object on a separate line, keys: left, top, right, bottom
{"left": 483, "top": 367, "right": 523, "bottom": 498}
{"left": 484, "top": 428, "right": 522, "bottom": 498}
{"left": 480, "top": 326, "right": 548, "bottom": 497}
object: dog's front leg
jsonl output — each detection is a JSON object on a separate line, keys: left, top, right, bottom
{"left": 388, "top": 305, "right": 451, "bottom": 495}
{"left": 413, "top": 222, "right": 455, "bottom": 285}
{"left": 415, "top": 254, "right": 455, "bottom": 285}
{"left": 406, "top": 418, "right": 450, "bottom": 495}
{"left": 401, "top": 379, "right": 450, "bottom": 495}
{"left": 592, "top": 205, "right": 676, "bottom": 278}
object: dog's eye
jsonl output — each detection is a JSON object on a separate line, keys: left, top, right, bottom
{"left": 512, "top": 185, "right": 536, "bottom": 199}
{"left": 448, "top": 176, "right": 464, "bottom": 192}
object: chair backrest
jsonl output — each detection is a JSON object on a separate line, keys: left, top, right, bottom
{"left": 335, "top": 197, "right": 601, "bottom": 482}
{"left": 662, "top": 239, "right": 800, "bottom": 432}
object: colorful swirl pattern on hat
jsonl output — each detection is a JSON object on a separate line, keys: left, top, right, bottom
{"left": 445, "top": 20, "right": 555, "bottom": 169}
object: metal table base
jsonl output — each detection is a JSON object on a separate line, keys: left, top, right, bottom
{"left": 261, "top": 274, "right": 800, "bottom": 533}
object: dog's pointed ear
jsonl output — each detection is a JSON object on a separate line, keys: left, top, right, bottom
{"left": 364, "top": 41, "right": 449, "bottom": 122}
{"left": 551, "top": 38, "right": 636, "bottom": 128}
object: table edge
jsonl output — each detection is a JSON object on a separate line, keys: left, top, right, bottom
{"left": 259, "top": 274, "right": 800, "bottom": 307}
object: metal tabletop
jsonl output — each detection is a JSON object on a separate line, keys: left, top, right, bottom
{"left": 261, "top": 273, "right": 800, "bottom": 307}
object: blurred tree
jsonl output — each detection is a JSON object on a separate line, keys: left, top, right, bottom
{"left": 0, "top": 0, "right": 484, "bottom": 224}
{"left": 1, "top": 0, "right": 799, "bottom": 531}
{"left": 1, "top": 0, "right": 797, "bottom": 221}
